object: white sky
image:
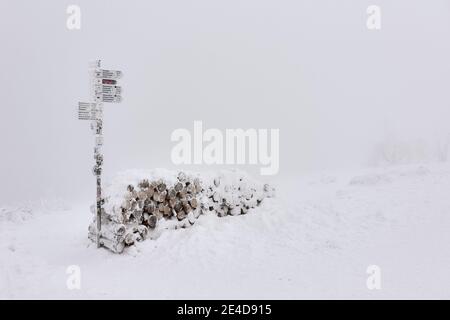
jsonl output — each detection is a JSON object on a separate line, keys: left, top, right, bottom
{"left": 0, "top": 0, "right": 449, "bottom": 203}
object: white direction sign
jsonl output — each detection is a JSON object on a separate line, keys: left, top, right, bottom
{"left": 95, "top": 94, "right": 122, "bottom": 103}
{"left": 78, "top": 102, "right": 101, "bottom": 120}
{"left": 95, "top": 84, "right": 122, "bottom": 95}
{"left": 94, "top": 69, "right": 123, "bottom": 80}
{"left": 79, "top": 102, "right": 96, "bottom": 109}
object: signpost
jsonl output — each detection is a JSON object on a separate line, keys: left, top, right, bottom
{"left": 78, "top": 60, "right": 123, "bottom": 248}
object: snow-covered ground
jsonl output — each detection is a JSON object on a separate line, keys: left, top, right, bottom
{"left": 1, "top": 164, "right": 450, "bottom": 299}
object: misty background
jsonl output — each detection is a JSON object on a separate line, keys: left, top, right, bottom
{"left": 0, "top": 0, "right": 449, "bottom": 204}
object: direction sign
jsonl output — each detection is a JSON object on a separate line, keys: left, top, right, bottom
{"left": 79, "top": 110, "right": 100, "bottom": 120}
{"left": 95, "top": 84, "right": 122, "bottom": 95}
{"left": 94, "top": 69, "right": 122, "bottom": 79}
{"left": 95, "top": 94, "right": 122, "bottom": 103}
{"left": 93, "top": 79, "right": 118, "bottom": 85}
{"left": 78, "top": 102, "right": 96, "bottom": 109}
{"left": 96, "top": 79, "right": 118, "bottom": 85}
{"left": 78, "top": 102, "right": 101, "bottom": 120}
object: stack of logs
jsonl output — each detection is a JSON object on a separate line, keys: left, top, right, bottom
{"left": 121, "top": 171, "right": 203, "bottom": 228}
{"left": 203, "top": 173, "right": 276, "bottom": 217}
{"left": 88, "top": 171, "right": 275, "bottom": 253}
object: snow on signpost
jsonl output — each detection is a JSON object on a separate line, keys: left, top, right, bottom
{"left": 78, "top": 60, "right": 123, "bottom": 249}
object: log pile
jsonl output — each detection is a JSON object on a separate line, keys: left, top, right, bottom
{"left": 202, "top": 171, "right": 276, "bottom": 217}
{"left": 88, "top": 170, "right": 275, "bottom": 253}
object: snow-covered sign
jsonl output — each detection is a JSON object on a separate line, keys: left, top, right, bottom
{"left": 95, "top": 94, "right": 122, "bottom": 103}
{"left": 78, "top": 102, "right": 100, "bottom": 120}
{"left": 94, "top": 69, "right": 122, "bottom": 79}
{"left": 93, "top": 69, "right": 123, "bottom": 103}
{"left": 78, "top": 102, "right": 96, "bottom": 109}
{"left": 94, "top": 78, "right": 118, "bottom": 85}
{"left": 95, "top": 84, "right": 122, "bottom": 95}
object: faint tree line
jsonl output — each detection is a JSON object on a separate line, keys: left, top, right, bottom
{"left": 370, "top": 134, "right": 450, "bottom": 165}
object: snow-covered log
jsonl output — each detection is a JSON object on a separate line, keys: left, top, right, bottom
{"left": 88, "top": 169, "right": 275, "bottom": 253}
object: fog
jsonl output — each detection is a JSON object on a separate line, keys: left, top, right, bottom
{"left": 0, "top": 0, "right": 449, "bottom": 203}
